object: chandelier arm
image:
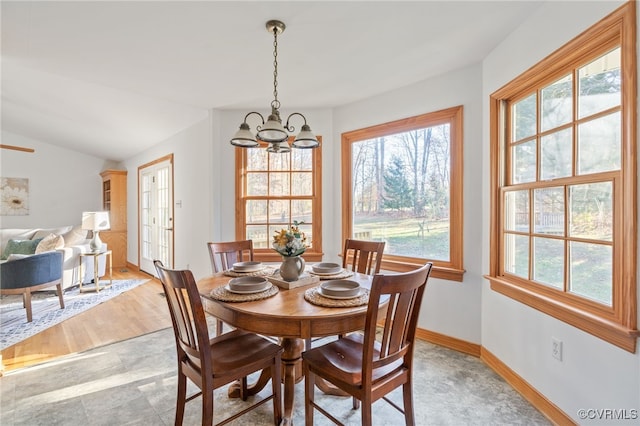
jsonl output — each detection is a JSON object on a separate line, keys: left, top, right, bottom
{"left": 284, "top": 112, "right": 309, "bottom": 132}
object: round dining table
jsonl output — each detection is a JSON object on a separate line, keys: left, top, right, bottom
{"left": 197, "top": 271, "right": 376, "bottom": 426}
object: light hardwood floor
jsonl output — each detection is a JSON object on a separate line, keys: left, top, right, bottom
{"left": 1, "top": 268, "right": 171, "bottom": 373}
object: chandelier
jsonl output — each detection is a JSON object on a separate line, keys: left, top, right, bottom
{"left": 230, "top": 20, "right": 319, "bottom": 153}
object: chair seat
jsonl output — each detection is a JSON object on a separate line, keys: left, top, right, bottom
{"left": 210, "top": 329, "right": 283, "bottom": 373}
{"left": 303, "top": 333, "right": 405, "bottom": 390}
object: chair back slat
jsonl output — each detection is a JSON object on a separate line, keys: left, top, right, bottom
{"left": 154, "top": 260, "right": 212, "bottom": 372}
{"left": 363, "top": 263, "right": 432, "bottom": 387}
{"left": 342, "top": 239, "right": 385, "bottom": 275}
{"left": 207, "top": 240, "right": 254, "bottom": 273}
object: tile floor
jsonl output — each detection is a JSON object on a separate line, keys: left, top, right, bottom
{"left": 0, "top": 326, "right": 551, "bottom": 425}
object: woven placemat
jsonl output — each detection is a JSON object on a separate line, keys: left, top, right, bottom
{"left": 223, "top": 266, "right": 277, "bottom": 278}
{"left": 308, "top": 269, "right": 354, "bottom": 280}
{"left": 304, "top": 286, "right": 369, "bottom": 308}
{"left": 209, "top": 284, "right": 279, "bottom": 302}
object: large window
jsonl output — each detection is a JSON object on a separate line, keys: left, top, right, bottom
{"left": 487, "top": 3, "right": 637, "bottom": 351}
{"left": 341, "top": 107, "right": 464, "bottom": 281}
{"left": 236, "top": 138, "right": 322, "bottom": 262}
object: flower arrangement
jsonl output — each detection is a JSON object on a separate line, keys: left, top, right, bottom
{"left": 272, "top": 221, "right": 308, "bottom": 257}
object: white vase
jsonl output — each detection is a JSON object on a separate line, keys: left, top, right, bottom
{"left": 280, "top": 256, "right": 305, "bottom": 282}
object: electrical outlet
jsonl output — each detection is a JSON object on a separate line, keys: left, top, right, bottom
{"left": 552, "top": 337, "right": 563, "bottom": 361}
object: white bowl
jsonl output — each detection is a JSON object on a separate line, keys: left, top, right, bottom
{"left": 232, "top": 261, "right": 263, "bottom": 272}
{"left": 228, "top": 276, "right": 269, "bottom": 292}
{"left": 312, "top": 262, "right": 342, "bottom": 275}
{"left": 320, "top": 280, "right": 360, "bottom": 298}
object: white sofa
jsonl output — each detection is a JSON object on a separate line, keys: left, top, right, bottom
{"left": 0, "top": 225, "right": 107, "bottom": 290}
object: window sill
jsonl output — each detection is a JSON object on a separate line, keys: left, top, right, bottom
{"left": 486, "top": 275, "right": 639, "bottom": 353}
{"left": 380, "top": 259, "right": 465, "bottom": 282}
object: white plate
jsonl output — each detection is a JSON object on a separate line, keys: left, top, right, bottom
{"left": 318, "top": 287, "right": 365, "bottom": 300}
{"left": 225, "top": 282, "right": 272, "bottom": 294}
{"left": 232, "top": 261, "right": 264, "bottom": 272}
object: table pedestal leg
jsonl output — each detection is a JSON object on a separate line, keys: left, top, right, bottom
{"left": 280, "top": 338, "right": 304, "bottom": 425}
{"left": 226, "top": 337, "right": 304, "bottom": 426}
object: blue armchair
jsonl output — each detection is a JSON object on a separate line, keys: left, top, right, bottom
{"left": 0, "top": 251, "right": 65, "bottom": 322}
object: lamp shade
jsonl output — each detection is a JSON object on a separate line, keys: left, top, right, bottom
{"left": 230, "top": 122, "right": 260, "bottom": 147}
{"left": 292, "top": 124, "right": 320, "bottom": 148}
{"left": 257, "top": 113, "right": 288, "bottom": 143}
{"left": 82, "top": 211, "right": 111, "bottom": 231}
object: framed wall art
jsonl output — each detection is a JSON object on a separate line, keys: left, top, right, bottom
{"left": 1, "top": 177, "right": 29, "bottom": 216}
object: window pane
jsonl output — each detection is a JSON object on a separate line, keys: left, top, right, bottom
{"left": 534, "top": 187, "right": 564, "bottom": 235}
{"left": 504, "top": 233, "right": 529, "bottom": 278}
{"left": 512, "top": 93, "right": 537, "bottom": 141}
{"left": 292, "top": 199, "right": 312, "bottom": 224}
{"left": 533, "top": 237, "right": 564, "bottom": 289}
{"left": 246, "top": 172, "right": 267, "bottom": 196}
{"left": 269, "top": 152, "right": 290, "bottom": 171}
{"left": 352, "top": 123, "right": 451, "bottom": 262}
{"left": 512, "top": 140, "right": 536, "bottom": 183}
{"left": 569, "top": 241, "right": 612, "bottom": 306}
{"left": 269, "top": 172, "right": 290, "bottom": 196}
{"left": 246, "top": 225, "right": 269, "bottom": 248}
{"left": 569, "top": 182, "right": 613, "bottom": 241}
{"left": 577, "top": 112, "right": 620, "bottom": 175}
{"left": 504, "top": 190, "right": 529, "bottom": 232}
{"left": 268, "top": 200, "right": 289, "bottom": 224}
{"left": 578, "top": 48, "right": 621, "bottom": 118}
{"left": 541, "top": 74, "right": 572, "bottom": 132}
{"left": 246, "top": 200, "right": 267, "bottom": 224}
{"left": 291, "top": 172, "right": 312, "bottom": 195}
{"left": 540, "top": 128, "right": 572, "bottom": 180}
{"left": 291, "top": 149, "right": 312, "bottom": 171}
{"left": 247, "top": 149, "right": 267, "bottom": 171}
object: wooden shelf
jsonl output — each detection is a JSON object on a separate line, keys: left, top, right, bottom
{"left": 100, "top": 170, "right": 127, "bottom": 268}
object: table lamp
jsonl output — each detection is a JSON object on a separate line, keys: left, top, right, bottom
{"left": 82, "top": 211, "right": 111, "bottom": 252}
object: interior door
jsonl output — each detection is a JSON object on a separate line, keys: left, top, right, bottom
{"left": 139, "top": 157, "right": 173, "bottom": 275}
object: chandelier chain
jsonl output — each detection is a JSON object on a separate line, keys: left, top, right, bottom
{"left": 272, "top": 27, "right": 280, "bottom": 109}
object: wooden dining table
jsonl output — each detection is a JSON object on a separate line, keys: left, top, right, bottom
{"left": 197, "top": 271, "right": 377, "bottom": 426}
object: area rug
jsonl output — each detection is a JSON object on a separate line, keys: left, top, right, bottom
{"left": 0, "top": 278, "right": 148, "bottom": 350}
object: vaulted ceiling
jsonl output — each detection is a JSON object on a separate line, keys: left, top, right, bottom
{"left": 1, "top": 1, "right": 543, "bottom": 161}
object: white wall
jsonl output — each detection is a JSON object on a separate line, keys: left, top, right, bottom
{"left": 0, "top": 131, "right": 106, "bottom": 229}
{"left": 334, "top": 64, "right": 484, "bottom": 344}
{"left": 481, "top": 1, "right": 638, "bottom": 422}
{"left": 120, "top": 114, "right": 215, "bottom": 280}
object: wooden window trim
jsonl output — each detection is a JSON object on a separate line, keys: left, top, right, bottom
{"left": 235, "top": 138, "right": 323, "bottom": 262}
{"left": 341, "top": 106, "right": 464, "bottom": 281}
{"left": 487, "top": 3, "right": 638, "bottom": 352}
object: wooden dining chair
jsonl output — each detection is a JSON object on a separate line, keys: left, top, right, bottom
{"left": 206, "top": 239, "right": 254, "bottom": 335}
{"left": 302, "top": 262, "right": 433, "bottom": 426}
{"left": 207, "top": 240, "right": 254, "bottom": 274}
{"left": 154, "top": 260, "right": 283, "bottom": 426}
{"left": 306, "top": 238, "right": 386, "bottom": 351}
{"left": 342, "top": 239, "right": 385, "bottom": 275}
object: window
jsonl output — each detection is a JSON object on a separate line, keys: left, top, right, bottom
{"left": 487, "top": 3, "right": 637, "bottom": 352}
{"left": 341, "top": 106, "right": 464, "bottom": 281}
{"left": 236, "top": 138, "right": 322, "bottom": 262}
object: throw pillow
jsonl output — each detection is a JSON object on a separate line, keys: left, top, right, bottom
{"left": 61, "top": 225, "right": 89, "bottom": 246}
{"left": 0, "top": 238, "right": 43, "bottom": 260}
{"left": 35, "top": 233, "right": 65, "bottom": 254}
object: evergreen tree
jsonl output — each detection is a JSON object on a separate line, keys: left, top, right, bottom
{"left": 382, "top": 156, "right": 413, "bottom": 211}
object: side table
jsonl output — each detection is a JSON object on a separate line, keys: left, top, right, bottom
{"left": 79, "top": 250, "right": 113, "bottom": 292}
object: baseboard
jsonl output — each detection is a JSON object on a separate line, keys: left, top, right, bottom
{"left": 480, "top": 347, "right": 575, "bottom": 425}
{"left": 415, "top": 328, "right": 573, "bottom": 425}
{"left": 416, "top": 328, "right": 481, "bottom": 357}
